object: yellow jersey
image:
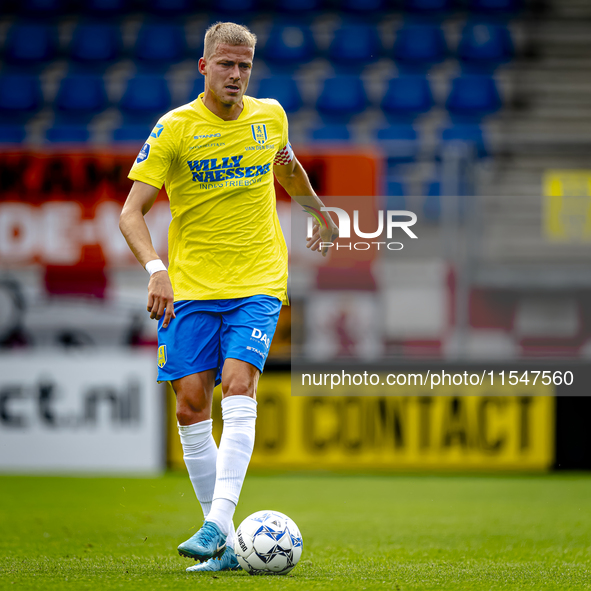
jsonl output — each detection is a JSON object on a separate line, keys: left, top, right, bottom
{"left": 128, "top": 93, "right": 293, "bottom": 304}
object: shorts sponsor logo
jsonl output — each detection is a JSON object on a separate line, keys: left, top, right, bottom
{"left": 150, "top": 123, "right": 164, "bottom": 138}
{"left": 157, "top": 345, "right": 167, "bottom": 368}
{"left": 246, "top": 346, "right": 265, "bottom": 358}
{"left": 136, "top": 143, "right": 150, "bottom": 163}
{"left": 251, "top": 328, "right": 271, "bottom": 349}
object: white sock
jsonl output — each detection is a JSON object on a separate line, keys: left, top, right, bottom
{"left": 178, "top": 420, "right": 217, "bottom": 519}
{"left": 207, "top": 395, "right": 257, "bottom": 536}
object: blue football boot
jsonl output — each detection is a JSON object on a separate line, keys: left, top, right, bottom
{"left": 186, "top": 546, "right": 241, "bottom": 572}
{"left": 178, "top": 521, "right": 227, "bottom": 562}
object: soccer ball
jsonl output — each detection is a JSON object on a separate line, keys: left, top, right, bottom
{"left": 235, "top": 510, "right": 303, "bottom": 575}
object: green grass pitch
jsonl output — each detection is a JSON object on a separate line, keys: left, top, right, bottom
{"left": 1, "top": 472, "right": 590, "bottom": 590}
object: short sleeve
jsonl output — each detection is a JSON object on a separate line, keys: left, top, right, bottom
{"left": 128, "top": 118, "right": 175, "bottom": 189}
{"left": 273, "top": 108, "right": 294, "bottom": 166}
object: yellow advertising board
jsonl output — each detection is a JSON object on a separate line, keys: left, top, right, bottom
{"left": 167, "top": 373, "right": 555, "bottom": 472}
{"left": 543, "top": 169, "right": 591, "bottom": 242}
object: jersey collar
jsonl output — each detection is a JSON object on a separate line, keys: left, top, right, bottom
{"left": 193, "top": 92, "right": 249, "bottom": 123}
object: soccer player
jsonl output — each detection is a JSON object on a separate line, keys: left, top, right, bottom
{"left": 119, "top": 22, "right": 337, "bottom": 573}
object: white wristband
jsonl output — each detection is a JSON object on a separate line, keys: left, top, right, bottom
{"left": 145, "top": 259, "right": 167, "bottom": 276}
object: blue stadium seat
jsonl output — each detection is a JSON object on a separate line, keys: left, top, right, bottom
{"left": 256, "top": 76, "right": 303, "bottom": 113}
{"left": 70, "top": 23, "right": 122, "bottom": 66}
{"left": 340, "top": 0, "right": 386, "bottom": 13}
{"left": 403, "top": 0, "right": 453, "bottom": 13}
{"left": 446, "top": 75, "right": 502, "bottom": 120}
{"left": 54, "top": 75, "right": 108, "bottom": 121}
{"left": 263, "top": 25, "right": 316, "bottom": 68}
{"left": 4, "top": 23, "right": 57, "bottom": 67}
{"left": 458, "top": 22, "right": 514, "bottom": 69}
{"left": 46, "top": 125, "right": 90, "bottom": 143}
{"left": 20, "top": 0, "right": 63, "bottom": 17}
{"left": 0, "top": 74, "right": 43, "bottom": 122}
{"left": 441, "top": 123, "right": 488, "bottom": 157}
{"left": 215, "top": 0, "right": 258, "bottom": 13}
{"left": 146, "top": 0, "right": 195, "bottom": 16}
{"left": 119, "top": 75, "right": 171, "bottom": 122}
{"left": 0, "top": 125, "right": 26, "bottom": 143}
{"left": 469, "top": 0, "right": 523, "bottom": 14}
{"left": 310, "top": 124, "right": 351, "bottom": 141}
{"left": 375, "top": 124, "right": 420, "bottom": 163}
{"left": 134, "top": 24, "right": 187, "bottom": 66}
{"left": 112, "top": 124, "right": 154, "bottom": 142}
{"left": 84, "top": 0, "right": 131, "bottom": 16}
{"left": 316, "top": 76, "right": 368, "bottom": 121}
{"left": 274, "top": 0, "right": 321, "bottom": 12}
{"left": 328, "top": 24, "right": 382, "bottom": 69}
{"left": 393, "top": 24, "right": 447, "bottom": 70}
{"left": 381, "top": 76, "right": 433, "bottom": 121}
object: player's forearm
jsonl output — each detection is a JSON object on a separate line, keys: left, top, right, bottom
{"left": 276, "top": 160, "right": 338, "bottom": 231}
{"left": 119, "top": 209, "right": 161, "bottom": 268}
{"left": 276, "top": 159, "right": 315, "bottom": 199}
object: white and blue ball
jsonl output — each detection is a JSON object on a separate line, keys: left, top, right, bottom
{"left": 235, "top": 510, "right": 303, "bottom": 575}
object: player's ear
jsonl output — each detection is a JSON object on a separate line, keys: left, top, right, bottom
{"left": 198, "top": 57, "right": 207, "bottom": 75}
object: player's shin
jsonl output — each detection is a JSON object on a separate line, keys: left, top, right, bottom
{"left": 178, "top": 420, "right": 218, "bottom": 518}
{"left": 207, "top": 395, "right": 257, "bottom": 536}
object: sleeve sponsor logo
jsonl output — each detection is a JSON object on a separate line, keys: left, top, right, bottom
{"left": 150, "top": 123, "right": 164, "bottom": 138}
{"left": 136, "top": 143, "right": 150, "bottom": 163}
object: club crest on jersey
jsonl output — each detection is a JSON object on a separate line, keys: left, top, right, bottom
{"left": 157, "top": 345, "right": 167, "bottom": 368}
{"left": 251, "top": 124, "right": 267, "bottom": 145}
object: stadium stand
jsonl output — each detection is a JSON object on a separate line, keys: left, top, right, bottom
{"left": 263, "top": 24, "right": 316, "bottom": 70}
{"left": 0, "top": 74, "right": 43, "bottom": 124}
{"left": 458, "top": 22, "right": 514, "bottom": 71}
{"left": 0, "top": 1, "right": 517, "bottom": 183}
{"left": 133, "top": 23, "right": 188, "bottom": 68}
{"left": 256, "top": 76, "right": 303, "bottom": 114}
{"left": 393, "top": 23, "right": 448, "bottom": 70}
{"left": 4, "top": 22, "right": 58, "bottom": 69}
{"left": 69, "top": 22, "right": 123, "bottom": 67}
{"left": 446, "top": 75, "right": 502, "bottom": 120}
{"left": 316, "top": 75, "right": 368, "bottom": 122}
{"left": 328, "top": 24, "right": 383, "bottom": 70}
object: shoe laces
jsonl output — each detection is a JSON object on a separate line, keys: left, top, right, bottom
{"left": 197, "top": 522, "right": 219, "bottom": 545}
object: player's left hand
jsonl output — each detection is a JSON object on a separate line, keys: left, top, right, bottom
{"left": 306, "top": 220, "right": 339, "bottom": 257}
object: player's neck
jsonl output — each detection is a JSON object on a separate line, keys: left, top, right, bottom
{"left": 201, "top": 91, "right": 243, "bottom": 121}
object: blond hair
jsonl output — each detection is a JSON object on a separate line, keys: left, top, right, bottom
{"left": 203, "top": 22, "right": 257, "bottom": 60}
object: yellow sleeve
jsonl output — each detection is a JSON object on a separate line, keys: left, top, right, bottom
{"left": 128, "top": 117, "right": 176, "bottom": 189}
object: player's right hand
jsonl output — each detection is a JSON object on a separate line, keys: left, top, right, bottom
{"left": 147, "top": 271, "right": 176, "bottom": 328}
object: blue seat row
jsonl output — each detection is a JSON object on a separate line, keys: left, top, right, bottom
{"left": 258, "top": 74, "right": 501, "bottom": 120}
{"left": 3, "top": 0, "right": 524, "bottom": 17}
{"left": 3, "top": 22, "right": 188, "bottom": 68}
{"left": 2, "top": 21, "right": 514, "bottom": 70}
{"left": 0, "top": 73, "right": 502, "bottom": 125}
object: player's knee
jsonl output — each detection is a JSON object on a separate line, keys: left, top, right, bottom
{"left": 176, "top": 401, "right": 208, "bottom": 425}
{"left": 223, "top": 379, "right": 256, "bottom": 399}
